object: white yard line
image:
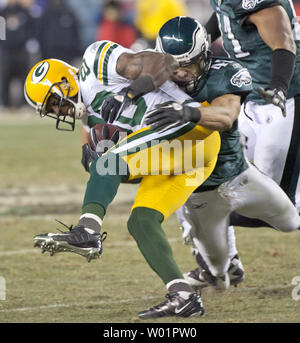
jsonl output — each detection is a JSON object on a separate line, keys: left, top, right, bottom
{"left": 0, "top": 295, "right": 160, "bottom": 313}
{"left": 0, "top": 249, "right": 39, "bottom": 256}
{"left": 0, "top": 238, "right": 181, "bottom": 257}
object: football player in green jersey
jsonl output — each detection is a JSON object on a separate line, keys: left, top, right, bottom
{"left": 150, "top": 16, "right": 300, "bottom": 291}
{"left": 206, "top": 0, "right": 300, "bottom": 220}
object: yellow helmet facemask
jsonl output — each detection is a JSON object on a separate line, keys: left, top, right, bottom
{"left": 24, "top": 59, "right": 86, "bottom": 131}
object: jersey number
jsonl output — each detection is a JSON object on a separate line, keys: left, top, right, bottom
{"left": 218, "top": 13, "right": 250, "bottom": 59}
{"left": 80, "top": 58, "right": 91, "bottom": 82}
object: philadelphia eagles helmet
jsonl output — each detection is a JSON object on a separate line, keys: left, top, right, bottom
{"left": 156, "top": 16, "right": 212, "bottom": 93}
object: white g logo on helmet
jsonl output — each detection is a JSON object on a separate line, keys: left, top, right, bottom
{"left": 32, "top": 61, "right": 50, "bottom": 83}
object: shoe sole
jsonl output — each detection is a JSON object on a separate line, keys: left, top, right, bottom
{"left": 230, "top": 274, "right": 245, "bottom": 287}
{"left": 33, "top": 236, "right": 101, "bottom": 262}
{"left": 138, "top": 310, "right": 205, "bottom": 320}
{"left": 185, "top": 273, "right": 244, "bottom": 289}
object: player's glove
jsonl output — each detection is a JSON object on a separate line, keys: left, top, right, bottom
{"left": 81, "top": 125, "right": 120, "bottom": 172}
{"left": 257, "top": 87, "right": 287, "bottom": 117}
{"left": 145, "top": 101, "right": 201, "bottom": 133}
{"left": 101, "top": 87, "right": 132, "bottom": 124}
{"left": 81, "top": 143, "right": 98, "bottom": 172}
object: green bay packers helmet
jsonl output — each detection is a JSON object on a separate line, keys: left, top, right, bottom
{"left": 24, "top": 59, "right": 86, "bottom": 131}
{"left": 156, "top": 16, "right": 212, "bottom": 93}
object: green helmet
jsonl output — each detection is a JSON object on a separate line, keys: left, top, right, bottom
{"left": 156, "top": 16, "right": 212, "bottom": 93}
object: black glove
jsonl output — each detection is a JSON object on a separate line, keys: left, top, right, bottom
{"left": 81, "top": 143, "right": 98, "bottom": 172}
{"left": 81, "top": 125, "right": 120, "bottom": 172}
{"left": 145, "top": 101, "right": 201, "bottom": 133}
{"left": 101, "top": 87, "right": 132, "bottom": 124}
{"left": 257, "top": 87, "right": 287, "bottom": 117}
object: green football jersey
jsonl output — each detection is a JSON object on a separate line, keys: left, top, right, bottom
{"left": 193, "top": 57, "right": 252, "bottom": 189}
{"left": 210, "top": 0, "right": 300, "bottom": 102}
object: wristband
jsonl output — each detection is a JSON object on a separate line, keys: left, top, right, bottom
{"left": 269, "top": 49, "right": 296, "bottom": 95}
{"left": 189, "top": 106, "right": 202, "bottom": 123}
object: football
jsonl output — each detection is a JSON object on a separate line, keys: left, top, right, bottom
{"left": 88, "top": 123, "right": 125, "bottom": 151}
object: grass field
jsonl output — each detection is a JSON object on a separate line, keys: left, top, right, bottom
{"left": 0, "top": 110, "right": 300, "bottom": 324}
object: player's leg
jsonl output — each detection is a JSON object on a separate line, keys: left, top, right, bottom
{"left": 128, "top": 171, "right": 213, "bottom": 319}
{"left": 181, "top": 190, "right": 231, "bottom": 289}
{"left": 279, "top": 95, "right": 300, "bottom": 212}
{"left": 129, "top": 171, "right": 231, "bottom": 294}
{"left": 176, "top": 205, "right": 244, "bottom": 288}
{"left": 128, "top": 132, "right": 220, "bottom": 319}
{"left": 228, "top": 164, "right": 300, "bottom": 232}
{"left": 248, "top": 99, "right": 300, "bottom": 211}
{"left": 128, "top": 171, "right": 208, "bottom": 283}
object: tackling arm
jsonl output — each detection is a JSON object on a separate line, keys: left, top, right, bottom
{"left": 145, "top": 94, "right": 241, "bottom": 133}
{"left": 198, "top": 94, "right": 241, "bottom": 131}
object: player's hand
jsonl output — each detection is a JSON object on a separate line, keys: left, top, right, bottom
{"left": 81, "top": 125, "right": 120, "bottom": 172}
{"left": 145, "top": 101, "right": 201, "bottom": 133}
{"left": 101, "top": 87, "right": 132, "bottom": 123}
{"left": 257, "top": 87, "right": 287, "bottom": 117}
{"left": 81, "top": 143, "right": 98, "bottom": 172}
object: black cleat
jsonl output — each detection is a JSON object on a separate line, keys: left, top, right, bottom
{"left": 184, "top": 255, "right": 244, "bottom": 289}
{"left": 184, "top": 269, "right": 229, "bottom": 291}
{"left": 33, "top": 222, "right": 107, "bottom": 262}
{"left": 138, "top": 292, "right": 205, "bottom": 319}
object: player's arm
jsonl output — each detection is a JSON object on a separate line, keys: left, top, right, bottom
{"left": 117, "top": 51, "right": 179, "bottom": 88}
{"left": 145, "top": 94, "right": 241, "bottom": 133}
{"left": 245, "top": 6, "right": 296, "bottom": 114}
{"left": 101, "top": 51, "right": 179, "bottom": 123}
{"left": 246, "top": 6, "right": 296, "bottom": 53}
{"left": 198, "top": 94, "right": 241, "bottom": 131}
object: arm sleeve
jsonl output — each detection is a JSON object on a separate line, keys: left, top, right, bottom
{"left": 205, "top": 12, "right": 221, "bottom": 43}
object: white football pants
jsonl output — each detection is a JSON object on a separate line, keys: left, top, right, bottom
{"left": 239, "top": 97, "right": 300, "bottom": 212}
{"left": 177, "top": 163, "right": 300, "bottom": 277}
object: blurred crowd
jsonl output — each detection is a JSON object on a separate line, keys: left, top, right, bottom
{"left": 0, "top": 0, "right": 299, "bottom": 109}
{"left": 0, "top": 0, "right": 213, "bottom": 108}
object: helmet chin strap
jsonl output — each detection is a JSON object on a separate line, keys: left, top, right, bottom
{"left": 72, "top": 74, "right": 87, "bottom": 119}
{"left": 75, "top": 102, "right": 87, "bottom": 119}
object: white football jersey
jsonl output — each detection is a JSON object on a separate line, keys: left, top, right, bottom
{"left": 79, "top": 40, "right": 199, "bottom": 132}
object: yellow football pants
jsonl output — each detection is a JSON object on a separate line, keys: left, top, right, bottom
{"left": 108, "top": 123, "right": 220, "bottom": 219}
